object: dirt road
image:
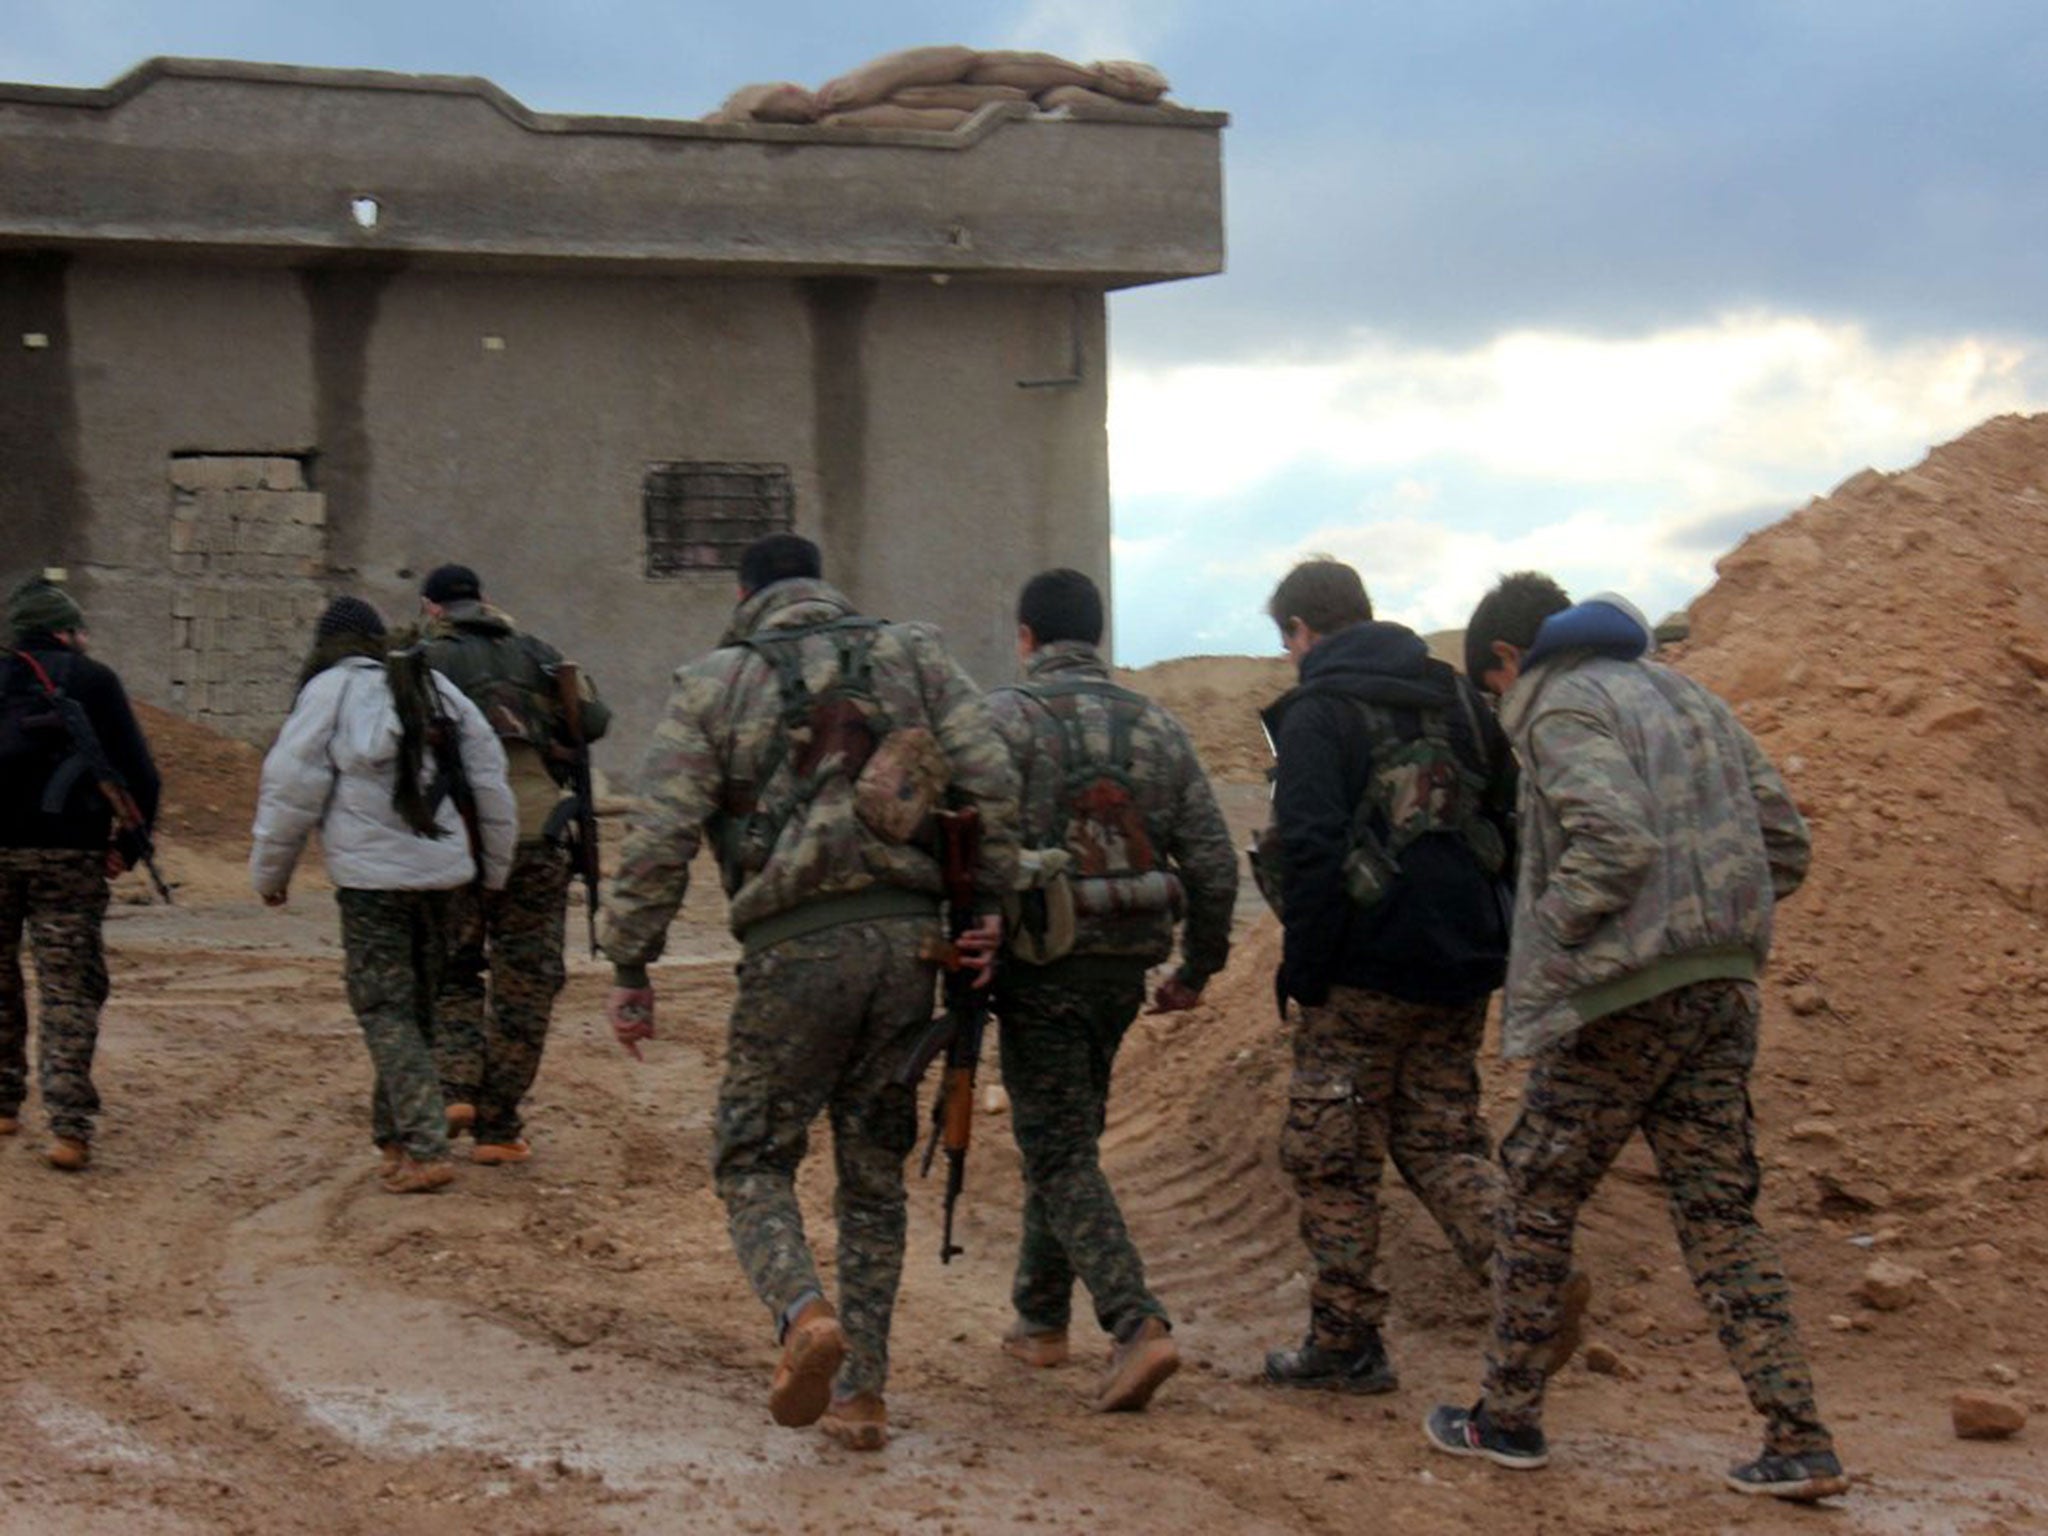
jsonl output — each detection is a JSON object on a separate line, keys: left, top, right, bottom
{"left": 4, "top": 838, "right": 2039, "bottom": 1536}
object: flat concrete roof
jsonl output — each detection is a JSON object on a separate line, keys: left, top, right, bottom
{"left": 0, "top": 58, "right": 1227, "bottom": 287}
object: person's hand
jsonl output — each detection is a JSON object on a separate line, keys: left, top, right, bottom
{"left": 953, "top": 914, "right": 1003, "bottom": 989}
{"left": 1148, "top": 975, "right": 1203, "bottom": 1014}
{"left": 261, "top": 887, "right": 289, "bottom": 908}
{"left": 608, "top": 986, "right": 655, "bottom": 1060}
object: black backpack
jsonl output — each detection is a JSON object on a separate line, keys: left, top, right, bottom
{"left": 0, "top": 651, "right": 81, "bottom": 800}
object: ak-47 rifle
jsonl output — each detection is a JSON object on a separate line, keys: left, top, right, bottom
{"left": 12, "top": 648, "right": 172, "bottom": 902}
{"left": 896, "top": 806, "right": 988, "bottom": 1264}
{"left": 553, "top": 662, "right": 602, "bottom": 956}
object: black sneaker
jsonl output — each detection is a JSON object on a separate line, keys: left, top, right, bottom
{"left": 1724, "top": 1448, "right": 1849, "bottom": 1502}
{"left": 1424, "top": 1402, "right": 1549, "bottom": 1470}
{"left": 1263, "top": 1330, "right": 1397, "bottom": 1393}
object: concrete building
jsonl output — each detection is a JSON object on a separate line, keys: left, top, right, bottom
{"left": 0, "top": 57, "right": 1226, "bottom": 751}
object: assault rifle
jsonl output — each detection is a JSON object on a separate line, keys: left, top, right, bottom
{"left": 13, "top": 649, "right": 172, "bottom": 903}
{"left": 554, "top": 662, "right": 602, "bottom": 956}
{"left": 415, "top": 651, "right": 483, "bottom": 884}
{"left": 896, "top": 806, "right": 988, "bottom": 1264}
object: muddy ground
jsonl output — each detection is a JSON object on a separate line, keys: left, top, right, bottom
{"left": 3, "top": 830, "right": 2038, "bottom": 1535}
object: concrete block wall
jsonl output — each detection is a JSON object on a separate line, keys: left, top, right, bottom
{"left": 165, "top": 455, "right": 331, "bottom": 740}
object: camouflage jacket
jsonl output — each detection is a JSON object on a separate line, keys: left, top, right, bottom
{"left": 421, "top": 600, "right": 611, "bottom": 842}
{"left": 1498, "top": 600, "right": 1809, "bottom": 1057}
{"left": 986, "top": 641, "right": 1236, "bottom": 986}
{"left": 599, "top": 579, "right": 1018, "bottom": 977}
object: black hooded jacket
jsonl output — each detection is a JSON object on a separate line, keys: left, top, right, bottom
{"left": 0, "top": 635, "right": 161, "bottom": 853}
{"left": 1262, "top": 621, "right": 1516, "bottom": 1008}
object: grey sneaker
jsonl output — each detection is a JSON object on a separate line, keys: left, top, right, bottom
{"left": 1424, "top": 1402, "right": 1549, "bottom": 1470}
{"left": 1724, "top": 1448, "right": 1849, "bottom": 1501}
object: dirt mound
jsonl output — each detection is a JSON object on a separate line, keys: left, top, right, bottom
{"left": 1674, "top": 410, "right": 2048, "bottom": 1231}
{"left": 135, "top": 700, "right": 264, "bottom": 853}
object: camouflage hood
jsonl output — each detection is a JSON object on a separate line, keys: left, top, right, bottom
{"left": 721, "top": 578, "right": 860, "bottom": 646}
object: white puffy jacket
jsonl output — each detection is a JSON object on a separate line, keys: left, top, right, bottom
{"left": 250, "top": 656, "right": 518, "bottom": 897}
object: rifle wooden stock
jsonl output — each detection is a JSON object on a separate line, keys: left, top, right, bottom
{"left": 915, "top": 807, "right": 987, "bottom": 1264}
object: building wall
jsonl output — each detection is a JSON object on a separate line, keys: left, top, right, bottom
{"left": 4, "top": 253, "right": 1109, "bottom": 764}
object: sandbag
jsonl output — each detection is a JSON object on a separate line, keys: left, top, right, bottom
{"left": 888, "top": 82, "right": 1032, "bottom": 111}
{"left": 1090, "top": 60, "right": 1170, "bottom": 103}
{"left": 715, "top": 82, "right": 820, "bottom": 124}
{"left": 817, "top": 45, "right": 979, "bottom": 113}
{"left": 964, "top": 50, "right": 1098, "bottom": 92}
{"left": 821, "top": 105, "right": 972, "bottom": 131}
{"left": 1038, "top": 85, "right": 1138, "bottom": 112}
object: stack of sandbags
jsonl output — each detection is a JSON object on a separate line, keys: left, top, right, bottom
{"left": 702, "top": 46, "right": 1176, "bottom": 130}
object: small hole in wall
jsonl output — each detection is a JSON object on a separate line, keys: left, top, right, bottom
{"left": 351, "top": 196, "right": 381, "bottom": 230}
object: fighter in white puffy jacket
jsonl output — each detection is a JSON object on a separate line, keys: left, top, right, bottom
{"left": 249, "top": 601, "right": 519, "bottom": 1193}
{"left": 251, "top": 655, "right": 517, "bottom": 899}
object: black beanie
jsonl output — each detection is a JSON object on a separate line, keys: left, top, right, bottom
{"left": 421, "top": 563, "right": 482, "bottom": 604}
{"left": 315, "top": 596, "right": 386, "bottom": 642}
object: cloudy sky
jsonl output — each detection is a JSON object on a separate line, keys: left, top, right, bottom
{"left": 10, "top": 2, "right": 2046, "bottom": 662}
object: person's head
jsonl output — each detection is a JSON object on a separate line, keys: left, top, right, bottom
{"left": 7, "top": 575, "right": 86, "bottom": 647}
{"left": 1464, "top": 571, "right": 1571, "bottom": 696}
{"left": 1266, "top": 559, "right": 1372, "bottom": 665}
{"left": 420, "top": 563, "right": 483, "bottom": 617}
{"left": 298, "top": 595, "right": 388, "bottom": 690}
{"left": 1016, "top": 568, "right": 1104, "bottom": 659}
{"left": 737, "top": 534, "right": 822, "bottom": 598}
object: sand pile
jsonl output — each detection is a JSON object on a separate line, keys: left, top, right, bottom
{"left": 1676, "top": 411, "right": 2048, "bottom": 1224}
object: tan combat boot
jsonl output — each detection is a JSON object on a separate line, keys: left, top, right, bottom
{"left": 377, "top": 1142, "right": 403, "bottom": 1173}
{"left": 46, "top": 1136, "right": 91, "bottom": 1172}
{"left": 820, "top": 1392, "right": 888, "bottom": 1451}
{"left": 0, "top": 1114, "right": 20, "bottom": 1136}
{"left": 471, "top": 1140, "right": 531, "bottom": 1166}
{"left": 768, "top": 1298, "right": 847, "bottom": 1428}
{"left": 1001, "top": 1319, "right": 1070, "bottom": 1368}
{"left": 381, "top": 1156, "right": 455, "bottom": 1194}
{"left": 1096, "top": 1317, "right": 1179, "bottom": 1413}
{"left": 445, "top": 1101, "right": 477, "bottom": 1134}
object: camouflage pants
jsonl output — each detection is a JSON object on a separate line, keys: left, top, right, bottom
{"left": 337, "top": 888, "right": 454, "bottom": 1163}
{"left": 1483, "top": 979, "right": 1832, "bottom": 1455}
{"left": 713, "top": 915, "right": 937, "bottom": 1399}
{"left": 1280, "top": 984, "right": 1501, "bottom": 1346}
{"left": 434, "top": 841, "right": 570, "bottom": 1143}
{"left": 997, "top": 966, "right": 1164, "bottom": 1340}
{"left": 0, "top": 849, "right": 110, "bottom": 1142}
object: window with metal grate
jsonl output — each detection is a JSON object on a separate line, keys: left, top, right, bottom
{"left": 642, "top": 462, "right": 794, "bottom": 576}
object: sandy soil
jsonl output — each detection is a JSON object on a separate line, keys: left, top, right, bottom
{"left": 7, "top": 417, "right": 2048, "bottom": 1533}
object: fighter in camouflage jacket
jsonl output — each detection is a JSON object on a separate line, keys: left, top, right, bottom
{"left": 986, "top": 639, "right": 1235, "bottom": 984}
{"left": 1494, "top": 595, "right": 1810, "bottom": 1059}
{"left": 601, "top": 560, "right": 1019, "bottom": 1446}
{"left": 599, "top": 576, "right": 1019, "bottom": 973}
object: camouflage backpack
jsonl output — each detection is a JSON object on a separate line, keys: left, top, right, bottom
{"left": 998, "top": 678, "right": 1181, "bottom": 963}
{"left": 1252, "top": 673, "right": 1504, "bottom": 920}
{"left": 425, "top": 629, "right": 562, "bottom": 762}
{"left": 713, "top": 618, "right": 947, "bottom": 890}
